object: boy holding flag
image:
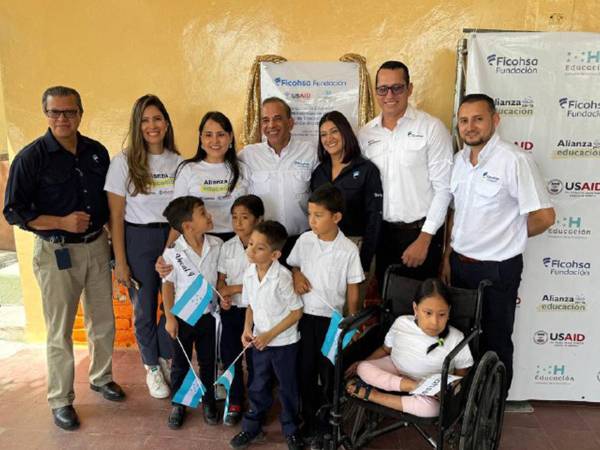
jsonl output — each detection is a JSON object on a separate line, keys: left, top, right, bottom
{"left": 162, "top": 196, "right": 222, "bottom": 429}
{"left": 287, "top": 184, "right": 365, "bottom": 449}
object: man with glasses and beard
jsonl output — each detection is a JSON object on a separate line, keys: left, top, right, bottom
{"left": 358, "top": 61, "right": 453, "bottom": 287}
{"left": 4, "top": 86, "right": 124, "bottom": 431}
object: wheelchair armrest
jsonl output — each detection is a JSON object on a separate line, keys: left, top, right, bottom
{"left": 339, "top": 305, "right": 380, "bottom": 333}
{"left": 438, "top": 329, "right": 479, "bottom": 419}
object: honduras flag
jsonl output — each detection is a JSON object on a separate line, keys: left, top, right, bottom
{"left": 215, "top": 363, "right": 235, "bottom": 420}
{"left": 170, "top": 274, "right": 213, "bottom": 326}
{"left": 172, "top": 367, "right": 206, "bottom": 408}
{"left": 321, "top": 310, "right": 357, "bottom": 364}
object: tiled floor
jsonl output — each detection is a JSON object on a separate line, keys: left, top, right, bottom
{"left": 0, "top": 344, "right": 598, "bottom": 450}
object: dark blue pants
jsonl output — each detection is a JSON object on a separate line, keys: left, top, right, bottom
{"left": 298, "top": 314, "right": 333, "bottom": 435}
{"left": 450, "top": 251, "right": 523, "bottom": 390}
{"left": 220, "top": 305, "right": 254, "bottom": 407}
{"left": 171, "top": 314, "right": 216, "bottom": 407}
{"left": 125, "top": 224, "right": 172, "bottom": 366}
{"left": 242, "top": 343, "right": 299, "bottom": 437}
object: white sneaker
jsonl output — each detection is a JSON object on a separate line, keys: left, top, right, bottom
{"left": 145, "top": 365, "right": 170, "bottom": 399}
{"left": 158, "top": 357, "right": 172, "bottom": 386}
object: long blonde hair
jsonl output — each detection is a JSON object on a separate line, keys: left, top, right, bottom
{"left": 124, "top": 94, "right": 179, "bottom": 195}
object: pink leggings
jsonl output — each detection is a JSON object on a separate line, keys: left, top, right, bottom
{"left": 356, "top": 356, "right": 439, "bottom": 417}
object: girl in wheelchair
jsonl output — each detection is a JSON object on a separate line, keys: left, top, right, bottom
{"left": 346, "top": 278, "right": 473, "bottom": 417}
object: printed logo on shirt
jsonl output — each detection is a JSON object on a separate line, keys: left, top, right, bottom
{"left": 482, "top": 172, "right": 500, "bottom": 183}
{"left": 92, "top": 154, "right": 100, "bottom": 164}
{"left": 407, "top": 131, "right": 424, "bottom": 138}
{"left": 201, "top": 179, "right": 229, "bottom": 195}
{"left": 152, "top": 173, "right": 175, "bottom": 190}
{"left": 352, "top": 170, "right": 360, "bottom": 179}
{"left": 367, "top": 139, "right": 381, "bottom": 146}
{"left": 293, "top": 159, "right": 311, "bottom": 170}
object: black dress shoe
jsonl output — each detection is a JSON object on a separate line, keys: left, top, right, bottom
{"left": 224, "top": 409, "right": 242, "bottom": 427}
{"left": 90, "top": 381, "right": 126, "bottom": 401}
{"left": 203, "top": 403, "right": 218, "bottom": 425}
{"left": 52, "top": 405, "right": 80, "bottom": 431}
{"left": 168, "top": 405, "right": 186, "bottom": 429}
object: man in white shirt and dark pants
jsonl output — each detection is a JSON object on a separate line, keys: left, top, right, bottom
{"left": 239, "top": 97, "right": 318, "bottom": 263}
{"left": 358, "top": 61, "right": 453, "bottom": 286}
{"left": 442, "top": 93, "right": 555, "bottom": 391}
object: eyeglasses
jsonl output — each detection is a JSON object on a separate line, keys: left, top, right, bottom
{"left": 45, "top": 109, "right": 79, "bottom": 119}
{"left": 375, "top": 84, "right": 407, "bottom": 96}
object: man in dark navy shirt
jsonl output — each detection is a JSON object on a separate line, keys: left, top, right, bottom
{"left": 4, "top": 86, "right": 124, "bottom": 430}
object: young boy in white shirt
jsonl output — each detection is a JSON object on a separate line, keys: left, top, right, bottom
{"left": 230, "top": 221, "right": 304, "bottom": 450}
{"left": 217, "top": 195, "right": 264, "bottom": 426}
{"left": 161, "top": 196, "right": 223, "bottom": 429}
{"left": 287, "top": 184, "right": 365, "bottom": 448}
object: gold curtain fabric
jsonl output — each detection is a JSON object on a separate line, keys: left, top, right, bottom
{"left": 339, "top": 53, "right": 376, "bottom": 127}
{"left": 240, "top": 53, "right": 375, "bottom": 146}
{"left": 240, "top": 55, "right": 288, "bottom": 147}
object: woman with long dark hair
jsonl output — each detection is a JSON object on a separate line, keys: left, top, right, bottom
{"left": 310, "top": 110, "right": 383, "bottom": 273}
{"left": 105, "top": 94, "right": 181, "bottom": 399}
{"left": 173, "top": 111, "right": 247, "bottom": 241}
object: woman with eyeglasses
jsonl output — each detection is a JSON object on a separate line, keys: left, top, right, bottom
{"left": 105, "top": 94, "right": 182, "bottom": 399}
{"left": 310, "top": 110, "right": 383, "bottom": 278}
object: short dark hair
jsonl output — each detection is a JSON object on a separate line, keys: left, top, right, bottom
{"left": 309, "top": 183, "right": 345, "bottom": 214}
{"left": 376, "top": 61, "right": 410, "bottom": 86}
{"left": 262, "top": 97, "right": 292, "bottom": 119}
{"left": 317, "top": 111, "right": 361, "bottom": 164}
{"left": 163, "top": 196, "right": 205, "bottom": 234}
{"left": 460, "top": 93, "right": 496, "bottom": 114}
{"left": 231, "top": 194, "right": 265, "bottom": 218}
{"left": 253, "top": 220, "right": 287, "bottom": 251}
{"left": 42, "top": 86, "right": 84, "bottom": 113}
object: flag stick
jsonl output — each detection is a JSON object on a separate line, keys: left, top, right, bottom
{"left": 176, "top": 336, "right": 203, "bottom": 385}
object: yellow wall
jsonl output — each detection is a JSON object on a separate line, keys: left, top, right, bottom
{"left": 1, "top": 0, "right": 598, "bottom": 341}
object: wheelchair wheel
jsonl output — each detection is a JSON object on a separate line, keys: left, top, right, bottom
{"left": 459, "top": 351, "right": 506, "bottom": 450}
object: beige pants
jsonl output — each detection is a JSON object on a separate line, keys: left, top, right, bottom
{"left": 33, "top": 232, "right": 115, "bottom": 408}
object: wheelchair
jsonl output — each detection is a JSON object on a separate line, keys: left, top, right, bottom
{"left": 324, "top": 265, "right": 506, "bottom": 450}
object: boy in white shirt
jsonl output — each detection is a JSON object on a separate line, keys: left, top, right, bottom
{"left": 287, "top": 184, "right": 365, "bottom": 448}
{"left": 161, "top": 196, "right": 223, "bottom": 429}
{"left": 230, "top": 221, "right": 304, "bottom": 450}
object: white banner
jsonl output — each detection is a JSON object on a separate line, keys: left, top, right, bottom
{"left": 260, "top": 61, "right": 359, "bottom": 143}
{"left": 466, "top": 32, "right": 600, "bottom": 402}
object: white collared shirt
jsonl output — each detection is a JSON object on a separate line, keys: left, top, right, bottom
{"left": 450, "top": 133, "right": 552, "bottom": 261}
{"left": 286, "top": 230, "right": 365, "bottom": 317}
{"left": 217, "top": 235, "right": 250, "bottom": 307}
{"left": 104, "top": 150, "right": 182, "bottom": 224}
{"left": 239, "top": 137, "right": 318, "bottom": 236}
{"left": 163, "top": 234, "right": 223, "bottom": 314}
{"left": 384, "top": 315, "right": 474, "bottom": 380}
{"left": 242, "top": 260, "right": 303, "bottom": 347}
{"left": 358, "top": 106, "right": 453, "bottom": 234}
{"left": 173, "top": 161, "right": 249, "bottom": 233}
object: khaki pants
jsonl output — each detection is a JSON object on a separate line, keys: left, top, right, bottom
{"left": 33, "top": 232, "right": 115, "bottom": 409}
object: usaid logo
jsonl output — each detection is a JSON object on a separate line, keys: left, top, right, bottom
{"left": 565, "top": 50, "right": 600, "bottom": 75}
{"left": 284, "top": 92, "right": 311, "bottom": 100}
{"left": 542, "top": 257, "right": 591, "bottom": 277}
{"left": 558, "top": 97, "right": 600, "bottom": 118}
{"left": 533, "top": 330, "right": 585, "bottom": 347}
{"left": 547, "top": 179, "right": 563, "bottom": 195}
{"left": 546, "top": 179, "right": 600, "bottom": 198}
{"left": 486, "top": 54, "right": 539, "bottom": 74}
{"left": 547, "top": 216, "right": 592, "bottom": 240}
{"left": 535, "top": 364, "right": 574, "bottom": 384}
{"left": 514, "top": 140, "right": 534, "bottom": 151}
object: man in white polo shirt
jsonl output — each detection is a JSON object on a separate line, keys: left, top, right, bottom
{"left": 358, "top": 61, "right": 453, "bottom": 287}
{"left": 442, "top": 93, "right": 555, "bottom": 391}
{"left": 239, "top": 97, "right": 318, "bottom": 262}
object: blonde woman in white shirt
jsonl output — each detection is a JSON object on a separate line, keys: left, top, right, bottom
{"left": 105, "top": 95, "right": 181, "bottom": 399}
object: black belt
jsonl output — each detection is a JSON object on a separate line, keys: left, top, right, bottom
{"left": 386, "top": 218, "right": 426, "bottom": 230}
{"left": 39, "top": 228, "right": 103, "bottom": 245}
{"left": 125, "top": 221, "right": 170, "bottom": 229}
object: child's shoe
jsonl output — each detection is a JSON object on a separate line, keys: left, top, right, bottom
{"left": 167, "top": 405, "right": 186, "bottom": 429}
{"left": 203, "top": 403, "right": 219, "bottom": 425}
{"left": 224, "top": 404, "right": 243, "bottom": 426}
{"left": 145, "top": 365, "right": 170, "bottom": 399}
{"left": 229, "top": 431, "right": 266, "bottom": 449}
